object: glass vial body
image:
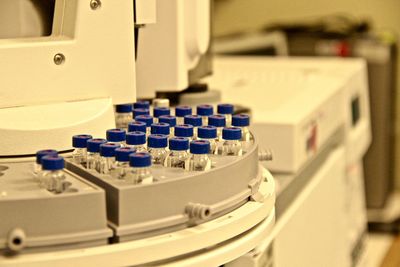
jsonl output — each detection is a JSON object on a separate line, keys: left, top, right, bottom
{"left": 86, "top": 138, "right": 107, "bottom": 171}
{"left": 147, "top": 134, "right": 168, "bottom": 165}
{"left": 220, "top": 127, "right": 243, "bottom": 156}
{"left": 40, "top": 155, "right": 66, "bottom": 194}
{"left": 41, "top": 170, "right": 66, "bottom": 193}
{"left": 164, "top": 137, "right": 190, "bottom": 168}
{"left": 186, "top": 140, "right": 211, "bottom": 171}
{"left": 128, "top": 152, "right": 153, "bottom": 184}
{"left": 99, "top": 143, "right": 119, "bottom": 174}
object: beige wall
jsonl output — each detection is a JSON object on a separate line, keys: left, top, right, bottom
{"left": 214, "top": 0, "right": 400, "bottom": 37}
{"left": 214, "top": 0, "right": 400, "bottom": 188}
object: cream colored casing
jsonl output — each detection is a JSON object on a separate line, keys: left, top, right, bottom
{"left": 207, "top": 56, "right": 371, "bottom": 173}
{"left": 0, "top": 0, "right": 137, "bottom": 156}
{"left": 136, "top": 0, "right": 211, "bottom": 98}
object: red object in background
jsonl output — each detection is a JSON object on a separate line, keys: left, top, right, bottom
{"left": 336, "top": 41, "right": 351, "bottom": 57}
{"left": 307, "top": 124, "right": 318, "bottom": 154}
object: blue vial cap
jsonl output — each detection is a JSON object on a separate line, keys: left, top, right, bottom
{"left": 190, "top": 140, "right": 210, "bottom": 154}
{"left": 126, "top": 131, "right": 146, "bottom": 145}
{"left": 197, "top": 104, "right": 214, "bottom": 116}
{"left": 217, "top": 103, "right": 234, "bottom": 115}
{"left": 115, "top": 104, "right": 133, "bottom": 113}
{"left": 169, "top": 137, "right": 189, "bottom": 151}
{"left": 41, "top": 155, "right": 64, "bottom": 170}
{"left": 222, "top": 127, "right": 242, "bottom": 140}
{"left": 135, "top": 115, "right": 154, "bottom": 127}
{"left": 208, "top": 115, "right": 226, "bottom": 128}
{"left": 133, "top": 108, "right": 150, "bottom": 118}
{"left": 151, "top": 123, "right": 170, "bottom": 135}
{"left": 36, "top": 149, "right": 58, "bottom": 164}
{"left": 106, "top": 129, "right": 126, "bottom": 142}
{"left": 72, "top": 134, "right": 93, "bottom": 148}
{"left": 175, "top": 105, "right": 192, "bottom": 117}
{"left": 100, "top": 143, "right": 120, "bottom": 157}
{"left": 232, "top": 114, "right": 250, "bottom": 127}
{"left": 129, "top": 152, "right": 152, "bottom": 168}
{"left": 115, "top": 147, "right": 137, "bottom": 162}
{"left": 147, "top": 134, "right": 168, "bottom": 148}
{"left": 184, "top": 115, "right": 202, "bottom": 127}
{"left": 128, "top": 121, "right": 146, "bottom": 133}
{"left": 153, "top": 107, "right": 171, "bottom": 118}
{"left": 159, "top": 115, "right": 177, "bottom": 127}
{"left": 87, "top": 138, "right": 107, "bottom": 153}
{"left": 175, "top": 124, "right": 194, "bottom": 138}
{"left": 133, "top": 100, "right": 150, "bottom": 109}
{"left": 198, "top": 126, "right": 217, "bottom": 139}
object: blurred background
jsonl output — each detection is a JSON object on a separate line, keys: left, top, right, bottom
{"left": 212, "top": 1, "right": 400, "bottom": 264}
{"left": 213, "top": 0, "right": 400, "bottom": 216}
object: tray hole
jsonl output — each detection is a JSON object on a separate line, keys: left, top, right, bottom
{"left": 12, "top": 237, "right": 21, "bottom": 246}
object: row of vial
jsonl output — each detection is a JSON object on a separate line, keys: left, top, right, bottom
{"left": 115, "top": 101, "right": 250, "bottom": 138}
{"left": 33, "top": 102, "right": 252, "bottom": 189}
{"left": 71, "top": 124, "right": 248, "bottom": 180}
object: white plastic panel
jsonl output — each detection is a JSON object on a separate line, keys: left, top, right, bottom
{"left": 274, "top": 146, "right": 350, "bottom": 267}
{"left": 0, "top": 0, "right": 136, "bottom": 108}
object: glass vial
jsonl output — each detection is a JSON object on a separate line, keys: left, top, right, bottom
{"left": 128, "top": 152, "right": 153, "bottom": 184}
{"left": 86, "top": 138, "right": 107, "bottom": 171}
{"left": 99, "top": 143, "right": 120, "bottom": 174}
{"left": 40, "top": 155, "right": 66, "bottom": 193}
{"left": 186, "top": 140, "right": 212, "bottom": 171}
{"left": 147, "top": 134, "right": 168, "bottom": 165}
{"left": 164, "top": 137, "right": 190, "bottom": 168}
{"left": 126, "top": 131, "right": 147, "bottom": 152}
{"left": 115, "top": 104, "right": 133, "bottom": 130}
{"left": 72, "top": 135, "right": 92, "bottom": 165}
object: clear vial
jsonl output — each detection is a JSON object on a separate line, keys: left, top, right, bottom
{"left": 72, "top": 135, "right": 92, "bottom": 165}
{"left": 153, "top": 107, "right": 171, "bottom": 123}
{"left": 184, "top": 115, "right": 202, "bottom": 139}
{"left": 151, "top": 122, "right": 170, "bottom": 136}
{"left": 220, "top": 127, "right": 243, "bottom": 156}
{"left": 175, "top": 105, "right": 192, "bottom": 125}
{"left": 147, "top": 134, "right": 168, "bottom": 165}
{"left": 126, "top": 131, "right": 147, "bottom": 152}
{"left": 40, "top": 155, "right": 66, "bottom": 194}
{"left": 135, "top": 115, "right": 154, "bottom": 135}
{"left": 110, "top": 147, "right": 136, "bottom": 179}
{"left": 133, "top": 108, "right": 150, "bottom": 118}
{"left": 34, "top": 149, "right": 58, "bottom": 177}
{"left": 115, "top": 104, "right": 133, "bottom": 130}
{"left": 232, "top": 114, "right": 253, "bottom": 142}
{"left": 197, "top": 126, "right": 218, "bottom": 155}
{"left": 99, "top": 143, "right": 120, "bottom": 174}
{"left": 208, "top": 114, "right": 226, "bottom": 141}
{"left": 164, "top": 137, "right": 190, "bottom": 168}
{"left": 86, "top": 138, "right": 107, "bottom": 171}
{"left": 128, "top": 121, "right": 146, "bottom": 133}
{"left": 186, "top": 140, "right": 211, "bottom": 171}
{"left": 174, "top": 124, "right": 194, "bottom": 142}
{"left": 197, "top": 104, "right": 214, "bottom": 126}
{"left": 133, "top": 100, "right": 150, "bottom": 110}
{"left": 159, "top": 115, "right": 177, "bottom": 137}
{"left": 152, "top": 98, "right": 170, "bottom": 108}
{"left": 217, "top": 103, "right": 234, "bottom": 127}
{"left": 128, "top": 152, "right": 153, "bottom": 184}
{"left": 106, "top": 128, "right": 126, "bottom": 147}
